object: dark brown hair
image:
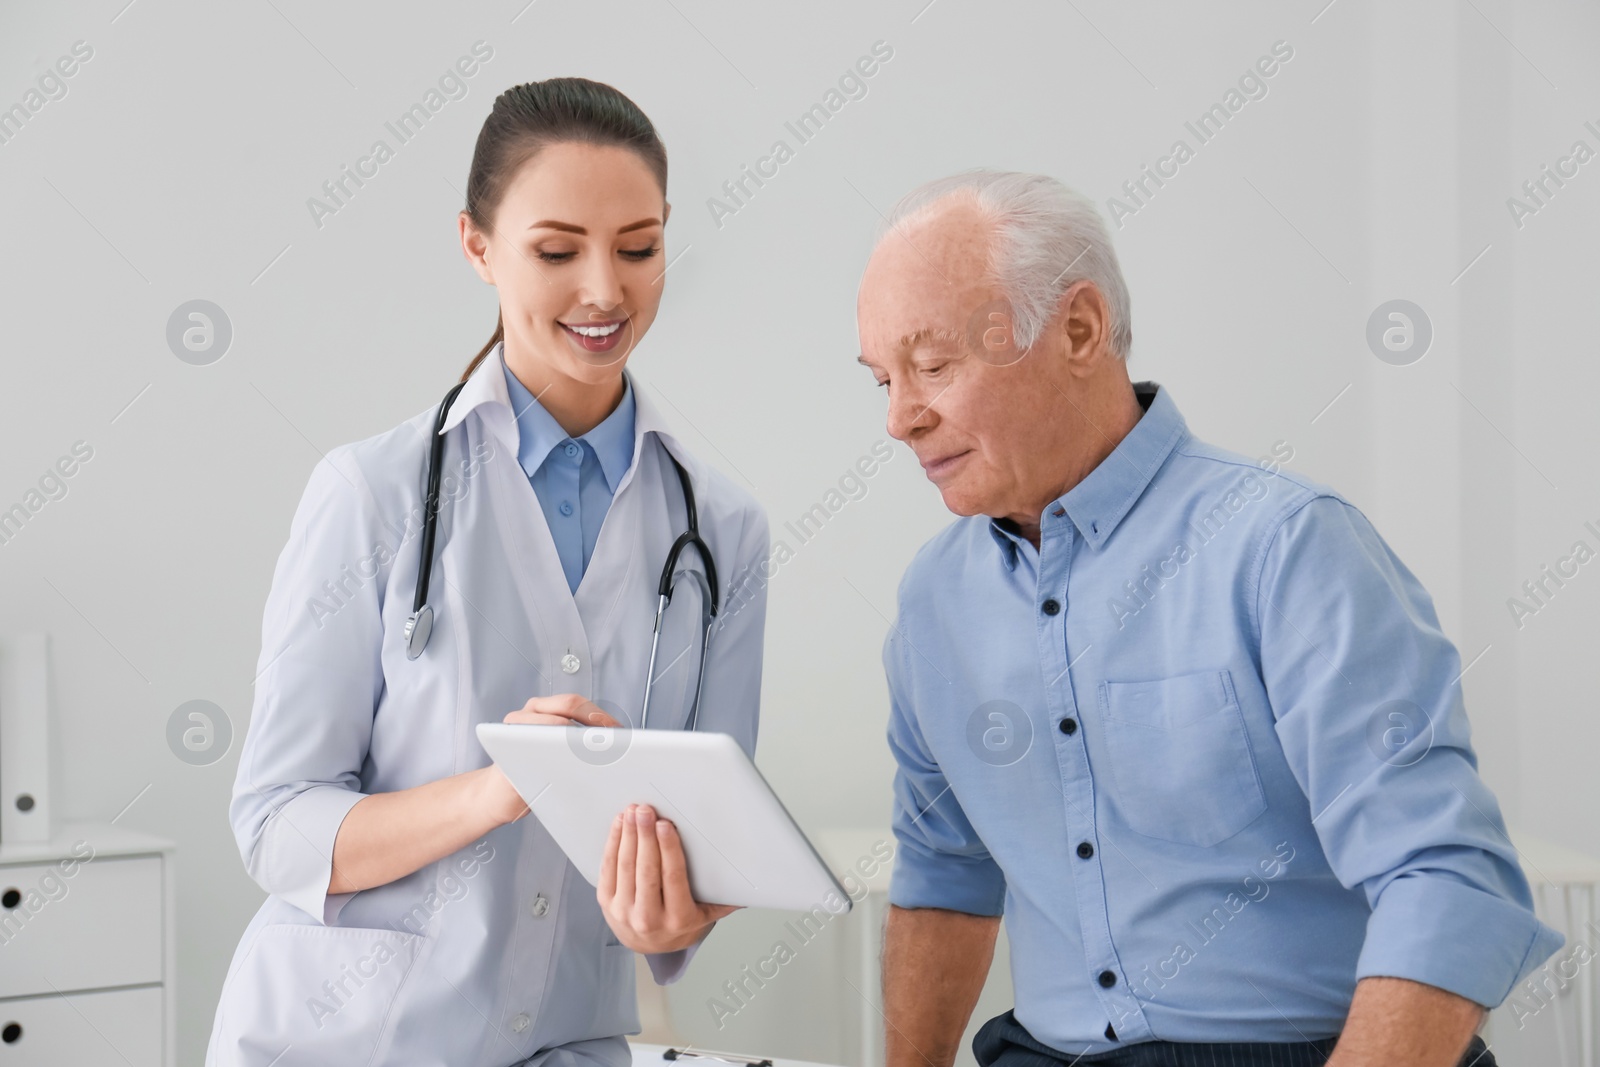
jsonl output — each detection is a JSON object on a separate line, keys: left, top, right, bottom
{"left": 459, "top": 77, "right": 668, "bottom": 382}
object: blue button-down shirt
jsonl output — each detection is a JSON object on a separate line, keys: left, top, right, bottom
{"left": 503, "top": 363, "right": 636, "bottom": 593}
{"left": 884, "top": 380, "right": 1562, "bottom": 1055}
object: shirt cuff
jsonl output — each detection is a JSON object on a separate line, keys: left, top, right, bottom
{"left": 886, "top": 834, "right": 1006, "bottom": 916}
{"left": 256, "top": 785, "right": 368, "bottom": 925}
{"left": 646, "top": 942, "right": 699, "bottom": 985}
{"left": 1356, "top": 871, "right": 1566, "bottom": 1007}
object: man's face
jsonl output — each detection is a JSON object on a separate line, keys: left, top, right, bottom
{"left": 856, "top": 200, "right": 1070, "bottom": 521}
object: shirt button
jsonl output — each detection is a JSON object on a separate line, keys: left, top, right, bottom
{"left": 1042, "top": 598, "right": 1061, "bottom": 616}
{"left": 564, "top": 442, "right": 580, "bottom": 459}
{"left": 511, "top": 1012, "right": 530, "bottom": 1032}
{"left": 559, "top": 500, "right": 574, "bottom": 517}
{"left": 1059, "top": 718, "right": 1078, "bottom": 735}
{"left": 530, "top": 894, "right": 550, "bottom": 917}
{"left": 1098, "top": 970, "right": 1117, "bottom": 988}
{"left": 1077, "top": 841, "right": 1094, "bottom": 859}
{"left": 561, "top": 653, "right": 580, "bottom": 674}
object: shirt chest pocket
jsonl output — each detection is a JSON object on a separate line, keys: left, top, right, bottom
{"left": 1096, "top": 668, "right": 1267, "bottom": 848}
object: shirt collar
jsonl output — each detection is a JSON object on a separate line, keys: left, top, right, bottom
{"left": 582, "top": 380, "right": 636, "bottom": 492}
{"left": 438, "top": 339, "right": 693, "bottom": 494}
{"left": 500, "top": 357, "right": 636, "bottom": 490}
{"left": 986, "top": 380, "right": 1188, "bottom": 566}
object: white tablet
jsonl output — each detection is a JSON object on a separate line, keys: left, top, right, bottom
{"left": 475, "top": 723, "right": 851, "bottom": 914}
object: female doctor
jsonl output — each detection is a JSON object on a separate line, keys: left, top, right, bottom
{"left": 206, "top": 77, "right": 771, "bottom": 1067}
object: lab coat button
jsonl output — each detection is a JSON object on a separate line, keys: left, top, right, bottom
{"left": 530, "top": 894, "right": 550, "bottom": 917}
{"left": 512, "top": 1012, "right": 530, "bottom": 1032}
{"left": 561, "top": 653, "right": 580, "bottom": 674}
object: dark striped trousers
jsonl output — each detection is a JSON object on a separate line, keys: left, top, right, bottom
{"left": 972, "top": 1009, "right": 1499, "bottom": 1067}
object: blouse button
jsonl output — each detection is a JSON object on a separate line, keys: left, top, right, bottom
{"left": 561, "top": 653, "right": 580, "bottom": 674}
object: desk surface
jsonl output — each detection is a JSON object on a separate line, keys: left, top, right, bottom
{"left": 631, "top": 1042, "right": 843, "bottom": 1067}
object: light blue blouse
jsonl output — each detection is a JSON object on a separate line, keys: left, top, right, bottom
{"left": 502, "top": 362, "right": 637, "bottom": 593}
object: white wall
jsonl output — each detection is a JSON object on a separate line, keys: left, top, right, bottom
{"left": 1, "top": 1, "right": 1595, "bottom": 1064}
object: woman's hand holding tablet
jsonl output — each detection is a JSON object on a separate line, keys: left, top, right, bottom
{"left": 477, "top": 722, "right": 851, "bottom": 913}
{"left": 477, "top": 695, "right": 623, "bottom": 824}
{"left": 490, "top": 697, "right": 735, "bottom": 953}
{"left": 598, "top": 803, "right": 740, "bottom": 954}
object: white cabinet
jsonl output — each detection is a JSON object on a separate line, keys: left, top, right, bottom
{"left": 0, "top": 987, "right": 163, "bottom": 1066}
{"left": 0, "top": 822, "right": 175, "bottom": 1066}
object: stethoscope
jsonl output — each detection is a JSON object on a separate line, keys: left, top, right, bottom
{"left": 402, "top": 379, "right": 720, "bottom": 730}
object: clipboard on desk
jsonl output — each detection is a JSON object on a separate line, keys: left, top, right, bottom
{"left": 476, "top": 723, "right": 850, "bottom": 913}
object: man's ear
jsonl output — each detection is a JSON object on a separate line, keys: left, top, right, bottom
{"left": 1060, "top": 281, "right": 1111, "bottom": 371}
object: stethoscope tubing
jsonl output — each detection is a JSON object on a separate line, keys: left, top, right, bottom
{"left": 404, "top": 378, "right": 720, "bottom": 732}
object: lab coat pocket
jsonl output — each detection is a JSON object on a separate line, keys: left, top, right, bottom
{"left": 1097, "top": 669, "right": 1266, "bottom": 847}
{"left": 211, "top": 922, "right": 423, "bottom": 1066}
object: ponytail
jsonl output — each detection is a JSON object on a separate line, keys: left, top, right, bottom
{"left": 460, "top": 311, "right": 504, "bottom": 383}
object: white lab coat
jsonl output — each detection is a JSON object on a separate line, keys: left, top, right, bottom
{"left": 205, "top": 342, "right": 770, "bottom": 1067}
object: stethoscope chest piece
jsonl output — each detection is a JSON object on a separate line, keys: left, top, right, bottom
{"left": 403, "top": 603, "right": 434, "bottom": 660}
{"left": 405, "top": 378, "right": 469, "bottom": 662}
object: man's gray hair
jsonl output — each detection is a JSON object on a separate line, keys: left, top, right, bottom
{"left": 878, "top": 170, "right": 1133, "bottom": 361}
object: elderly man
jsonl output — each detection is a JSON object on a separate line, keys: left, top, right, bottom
{"left": 855, "top": 170, "right": 1561, "bottom": 1067}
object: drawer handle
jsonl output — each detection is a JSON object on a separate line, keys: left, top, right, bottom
{"left": 2, "top": 1022, "right": 20, "bottom": 1044}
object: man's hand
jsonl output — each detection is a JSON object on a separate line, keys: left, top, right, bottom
{"left": 1326, "top": 976, "right": 1486, "bottom": 1067}
{"left": 598, "top": 803, "right": 740, "bottom": 954}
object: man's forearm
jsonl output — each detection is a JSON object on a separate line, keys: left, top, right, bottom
{"left": 882, "top": 904, "right": 1002, "bottom": 1067}
{"left": 1327, "top": 976, "right": 1486, "bottom": 1067}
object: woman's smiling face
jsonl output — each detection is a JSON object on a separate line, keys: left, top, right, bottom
{"left": 462, "top": 141, "right": 669, "bottom": 389}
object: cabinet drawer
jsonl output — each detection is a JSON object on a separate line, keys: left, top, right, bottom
{"left": 0, "top": 855, "right": 162, "bottom": 998}
{"left": 0, "top": 984, "right": 161, "bottom": 1066}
